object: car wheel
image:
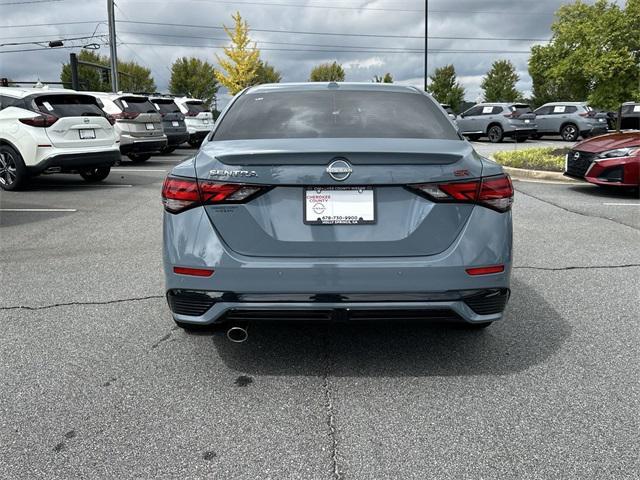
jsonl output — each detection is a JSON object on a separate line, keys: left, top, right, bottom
{"left": 561, "top": 124, "right": 579, "bottom": 142}
{"left": 0, "top": 145, "right": 28, "bottom": 191}
{"left": 487, "top": 125, "right": 504, "bottom": 143}
{"left": 127, "top": 153, "right": 151, "bottom": 163}
{"left": 79, "top": 167, "right": 111, "bottom": 182}
{"left": 465, "top": 134, "right": 481, "bottom": 141}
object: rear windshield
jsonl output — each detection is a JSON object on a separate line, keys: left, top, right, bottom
{"left": 117, "top": 96, "right": 157, "bottom": 114}
{"left": 510, "top": 104, "right": 533, "bottom": 114}
{"left": 153, "top": 99, "right": 181, "bottom": 114}
{"left": 213, "top": 90, "right": 459, "bottom": 141}
{"left": 33, "top": 94, "right": 104, "bottom": 117}
{"left": 185, "top": 101, "right": 210, "bottom": 114}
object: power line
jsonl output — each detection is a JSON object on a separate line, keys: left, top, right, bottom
{"left": 0, "top": 34, "right": 104, "bottom": 47}
{"left": 0, "top": 20, "right": 106, "bottom": 29}
{"left": 0, "top": 44, "right": 104, "bottom": 54}
{"left": 0, "top": 0, "right": 63, "bottom": 4}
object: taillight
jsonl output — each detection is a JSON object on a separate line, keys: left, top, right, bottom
{"left": 19, "top": 113, "right": 58, "bottom": 127}
{"left": 106, "top": 114, "right": 116, "bottom": 126}
{"left": 407, "top": 174, "right": 514, "bottom": 212}
{"left": 186, "top": 111, "right": 198, "bottom": 117}
{"left": 162, "top": 176, "right": 267, "bottom": 213}
{"left": 112, "top": 111, "right": 140, "bottom": 120}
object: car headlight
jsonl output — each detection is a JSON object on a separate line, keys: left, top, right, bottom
{"left": 597, "top": 147, "right": 639, "bottom": 159}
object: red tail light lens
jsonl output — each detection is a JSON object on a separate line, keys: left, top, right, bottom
{"left": 112, "top": 111, "right": 140, "bottom": 120}
{"left": 162, "top": 176, "right": 267, "bottom": 213}
{"left": 19, "top": 113, "right": 58, "bottom": 127}
{"left": 186, "top": 111, "right": 198, "bottom": 117}
{"left": 106, "top": 114, "right": 116, "bottom": 126}
{"left": 408, "top": 174, "right": 513, "bottom": 212}
{"left": 466, "top": 265, "right": 505, "bottom": 276}
{"left": 173, "top": 266, "right": 214, "bottom": 277}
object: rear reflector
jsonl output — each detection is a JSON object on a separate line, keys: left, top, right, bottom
{"left": 466, "top": 265, "right": 505, "bottom": 276}
{"left": 173, "top": 266, "right": 215, "bottom": 277}
{"left": 408, "top": 174, "right": 514, "bottom": 212}
{"left": 162, "top": 176, "right": 268, "bottom": 213}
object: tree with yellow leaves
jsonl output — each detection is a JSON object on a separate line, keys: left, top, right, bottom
{"left": 216, "top": 12, "right": 261, "bottom": 95}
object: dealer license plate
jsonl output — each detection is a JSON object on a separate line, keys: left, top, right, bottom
{"left": 172, "top": 121, "right": 179, "bottom": 127}
{"left": 79, "top": 129, "right": 95, "bottom": 139}
{"left": 145, "top": 123, "right": 155, "bottom": 130}
{"left": 304, "top": 186, "right": 375, "bottom": 225}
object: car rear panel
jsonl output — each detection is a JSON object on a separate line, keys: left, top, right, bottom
{"left": 193, "top": 138, "right": 484, "bottom": 258}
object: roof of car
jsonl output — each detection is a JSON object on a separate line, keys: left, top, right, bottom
{"left": 474, "top": 102, "right": 530, "bottom": 106}
{"left": 0, "top": 86, "right": 78, "bottom": 98}
{"left": 244, "top": 82, "right": 423, "bottom": 94}
{"left": 541, "top": 101, "right": 587, "bottom": 106}
{"left": 86, "top": 92, "right": 148, "bottom": 99}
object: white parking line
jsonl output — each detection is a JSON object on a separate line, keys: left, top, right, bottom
{"left": 111, "top": 169, "right": 167, "bottom": 172}
{"left": 37, "top": 184, "right": 133, "bottom": 188}
{"left": 603, "top": 203, "right": 640, "bottom": 206}
{"left": 0, "top": 208, "right": 77, "bottom": 212}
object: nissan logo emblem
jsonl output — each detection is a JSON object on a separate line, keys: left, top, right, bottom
{"left": 573, "top": 151, "right": 580, "bottom": 160}
{"left": 326, "top": 159, "right": 353, "bottom": 181}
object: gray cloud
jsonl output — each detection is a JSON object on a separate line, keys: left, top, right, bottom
{"left": 0, "top": 0, "right": 624, "bottom": 106}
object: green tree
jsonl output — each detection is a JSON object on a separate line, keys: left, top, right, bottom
{"left": 169, "top": 57, "right": 219, "bottom": 105}
{"left": 309, "top": 61, "right": 345, "bottom": 82}
{"left": 481, "top": 60, "right": 521, "bottom": 103}
{"left": 253, "top": 61, "right": 282, "bottom": 84}
{"left": 216, "top": 12, "right": 261, "bottom": 95}
{"left": 373, "top": 73, "right": 393, "bottom": 83}
{"left": 426, "top": 64, "right": 465, "bottom": 112}
{"left": 60, "top": 49, "right": 155, "bottom": 92}
{"left": 529, "top": 0, "right": 640, "bottom": 109}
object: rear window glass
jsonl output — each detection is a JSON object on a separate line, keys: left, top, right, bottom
{"left": 33, "top": 94, "right": 104, "bottom": 117}
{"left": 185, "top": 101, "right": 210, "bottom": 114}
{"left": 153, "top": 99, "right": 181, "bottom": 114}
{"left": 117, "top": 97, "right": 157, "bottom": 114}
{"left": 213, "top": 90, "right": 459, "bottom": 141}
{"left": 510, "top": 105, "right": 533, "bottom": 114}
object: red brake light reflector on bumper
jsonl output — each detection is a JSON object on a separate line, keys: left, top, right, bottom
{"left": 466, "top": 265, "right": 505, "bottom": 276}
{"left": 173, "top": 266, "right": 214, "bottom": 277}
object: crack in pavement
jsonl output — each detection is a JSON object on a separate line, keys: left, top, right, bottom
{"left": 515, "top": 264, "right": 640, "bottom": 272}
{"left": 323, "top": 328, "right": 342, "bottom": 480}
{"left": 150, "top": 325, "right": 179, "bottom": 349}
{"left": 515, "top": 187, "right": 640, "bottom": 231}
{"left": 0, "top": 295, "right": 164, "bottom": 311}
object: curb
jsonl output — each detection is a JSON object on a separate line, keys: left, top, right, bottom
{"left": 499, "top": 165, "right": 582, "bottom": 184}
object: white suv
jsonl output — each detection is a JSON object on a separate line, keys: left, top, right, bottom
{"left": 174, "top": 97, "right": 214, "bottom": 147}
{"left": 0, "top": 87, "right": 120, "bottom": 190}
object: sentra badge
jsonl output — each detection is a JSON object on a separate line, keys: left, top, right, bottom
{"left": 209, "top": 169, "right": 258, "bottom": 178}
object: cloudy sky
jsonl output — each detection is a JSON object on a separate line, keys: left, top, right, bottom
{"left": 0, "top": 0, "right": 626, "bottom": 106}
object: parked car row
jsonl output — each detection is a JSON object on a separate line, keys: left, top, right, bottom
{"left": 0, "top": 86, "right": 214, "bottom": 190}
{"left": 451, "top": 101, "right": 610, "bottom": 143}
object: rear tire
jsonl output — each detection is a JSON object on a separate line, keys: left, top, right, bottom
{"left": 188, "top": 139, "right": 202, "bottom": 148}
{"left": 487, "top": 125, "right": 504, "bottom": 143}
{"left": 561, "top": 123, "right": 579, "bottom": 142}
{"left": 0, "top": 144, "right": 28, "bottom": 191}
{"left": 127, "top": 153, "right": 151, "bottom": 163}
{"left": 79, "top": 166, "right": 110, "bottom": 182}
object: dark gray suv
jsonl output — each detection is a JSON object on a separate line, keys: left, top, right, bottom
{"left": 457, "top": 103, "right": 537, "bottom": 143}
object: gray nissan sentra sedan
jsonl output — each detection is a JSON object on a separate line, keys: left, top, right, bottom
{"left": 162, "top": 82, "right": 513, "bottom": 339}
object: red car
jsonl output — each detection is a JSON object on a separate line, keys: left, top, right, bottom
{"left": 565, "top": 131, "right": 640, "bottom": 188}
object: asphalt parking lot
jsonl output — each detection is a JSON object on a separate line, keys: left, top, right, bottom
{"left": 1, "top": 143, "right": 639, "bottom": 479}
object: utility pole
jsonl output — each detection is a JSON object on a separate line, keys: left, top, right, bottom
{"left": 107, "top": 0, "right": 119, "bottom": 92}
{"left": 424, "top": 0, "right": 428, "bottom": 91}
{"left": 70, "top": 53, "right": 80, "bottom": 90}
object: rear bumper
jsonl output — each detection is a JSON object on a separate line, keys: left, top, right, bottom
{"left": 27, "top": 149, "right": 120, "bottom": 174}
{"left": 163, "top": 205, "right": 513, "bottom": 325}
{"left": 120, "top": 138, "right": 167, "bottom": 155}
{"left": 166, "top": 132, "right": 190, "bottom": 147}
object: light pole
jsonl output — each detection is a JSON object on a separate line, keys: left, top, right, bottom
{"left": 107, "top": 0, "right": 119, "bottom": 92}
{"left": 424, "top": 0, "right": 428, "bottom": 91}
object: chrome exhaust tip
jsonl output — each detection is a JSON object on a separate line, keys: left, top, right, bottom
{"left": 226, "top": 326, "right": 248, "bottom": 343}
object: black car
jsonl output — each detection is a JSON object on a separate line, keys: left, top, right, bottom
{"left": 150, "top": 96, "right": 190, "bottom": 154}
{"left": 620, "top": 102, "right": 640, "bottom": 130}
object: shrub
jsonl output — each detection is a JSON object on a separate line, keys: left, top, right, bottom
{"left": 493, "top": 147, "right": 568, "bottom": 172}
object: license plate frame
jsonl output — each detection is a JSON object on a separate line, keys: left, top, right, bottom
{"left": 304, "top": 186, "right": 376, "bottom": 225}
{"left": 145, "top": 123, "right": 155, "bottom": 130}
{"left": 78, "top": 129, "right": 96, "bottom": 140}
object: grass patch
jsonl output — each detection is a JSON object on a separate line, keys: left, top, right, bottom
{"left": 493, "top": 147, "right": 569, "bottom": 172}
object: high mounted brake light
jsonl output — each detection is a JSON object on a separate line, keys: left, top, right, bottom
{"left": 161, "top": 176, "right": 267, "bottom": 214}
{"left": 407, "top": 174, "right": 514, "bottom": 212}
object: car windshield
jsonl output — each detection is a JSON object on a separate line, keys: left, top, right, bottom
{"left": 213, "top": 90, "right": 459, "bottom": 140}
{"left": 153, "top": 99, "right": 181, "bottom": 114}
{"left": 118, "top": 96, "right": 157, "bottom": 114}
{"left": 185, "top": 101, "right": 210, "bottom": 114}
{"left": 33, "top": 94, "right": 104, "bottom": 117}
